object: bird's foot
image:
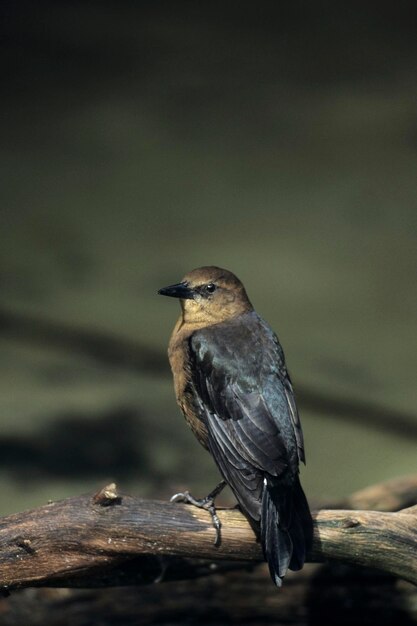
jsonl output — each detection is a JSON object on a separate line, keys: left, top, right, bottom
{"left": 170, "top": 480, "right": 227, "bottom": 547}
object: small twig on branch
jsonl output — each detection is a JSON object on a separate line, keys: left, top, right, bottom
{"left": 0, "top": 476, "right": 416, "bottom": 591}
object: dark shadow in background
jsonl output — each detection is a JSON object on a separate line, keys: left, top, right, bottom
{"left": 0, "top": 408, "right": 149, "bottom": 481}
{"left": 2, "top": 0, "right": 417, "bottom": 94}
{"left": 1, "top": 306, "right": 416, "bottom": 441}
{"left": 306, "top": 564, "right": 415, "bottom": 626}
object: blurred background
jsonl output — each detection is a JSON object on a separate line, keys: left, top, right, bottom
{"left": 1, "top": 0, "right": 416, "bottom": 517}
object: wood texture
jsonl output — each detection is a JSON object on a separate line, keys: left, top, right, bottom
{"left": 0, "top": 477, "right": 416, "bottom": 591}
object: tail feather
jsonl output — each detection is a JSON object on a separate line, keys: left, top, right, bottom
{"left": 261, "top": 476, "right": 312, "bottom": 586}
{"left": 289, "top": 476, "right": 313, "bottom": 571}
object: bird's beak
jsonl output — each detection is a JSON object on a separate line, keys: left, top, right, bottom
{"left": 158, "top": 282, "right": 195, "bottom": 299}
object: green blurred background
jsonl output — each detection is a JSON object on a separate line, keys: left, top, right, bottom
{"left": 1, "top": 0, "right": 416, "bottom": 516}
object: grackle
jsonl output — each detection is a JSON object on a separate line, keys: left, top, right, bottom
{"left": 158, "top": 266, "right": 312, "bottom": 586}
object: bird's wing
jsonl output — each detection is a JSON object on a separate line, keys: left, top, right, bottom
{"left": 281, "top": 374, "right": 305, "bottom": 464}
{"left": 189, "top": 314, "right": 304, "bottom": 520}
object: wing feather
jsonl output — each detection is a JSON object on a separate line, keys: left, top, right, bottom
{"left": 189, "top": 312, "right": 305, "bottom": 521}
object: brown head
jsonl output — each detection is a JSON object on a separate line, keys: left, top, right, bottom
{"left": 158, "top": 266, "right": 253, "bottom": 326}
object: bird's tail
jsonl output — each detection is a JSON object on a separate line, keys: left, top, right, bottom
{"left": 261, "top": 475, "right": 312, "bottom": 587}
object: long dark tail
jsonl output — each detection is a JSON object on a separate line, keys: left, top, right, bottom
{"left": 261, "top": 475, "right": 313, "bottom": 587}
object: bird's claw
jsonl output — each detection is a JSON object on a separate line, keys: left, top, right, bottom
{"left": 170, "top": 488, "right": 223, "bottom": 547}
{"left": 170, "top": 491, "right": 191, "bottom": 504}
{"left": 206, "top": 503, "right": 222, "bottom": 547}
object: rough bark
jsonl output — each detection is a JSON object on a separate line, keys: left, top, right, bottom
{"left": 0, "top": 478, "right": 416, "bottom": 592}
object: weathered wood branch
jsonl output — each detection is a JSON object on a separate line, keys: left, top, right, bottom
{"left": 0, "top": 477, "right": 416, "bottom": 591}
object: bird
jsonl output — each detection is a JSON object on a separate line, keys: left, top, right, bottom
{"left": 158, "top": 266, "right": 312, "bottom": 586}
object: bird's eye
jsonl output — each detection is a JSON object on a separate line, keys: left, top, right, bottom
{"left": 205, "top": 283, "right": 216, "bottom": 294}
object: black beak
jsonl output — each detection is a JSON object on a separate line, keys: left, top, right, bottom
{"left": 158, "top": 282, "right": 195, "bottom": 299}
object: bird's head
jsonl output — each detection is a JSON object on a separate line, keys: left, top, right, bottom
{"left": 158, "top": 266, "right": 253, "bottom": 325}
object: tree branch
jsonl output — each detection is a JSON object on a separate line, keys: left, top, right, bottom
{"left": 0, "top": 477, "right": 416, "bottom": 591}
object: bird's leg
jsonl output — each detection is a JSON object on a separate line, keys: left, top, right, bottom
{"left": 170, "top": 480, "right": 227, "bottom": 546}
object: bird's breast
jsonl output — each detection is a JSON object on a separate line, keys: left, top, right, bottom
{"left": 168, "top": 322, "right": 209, "bottom": 449}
